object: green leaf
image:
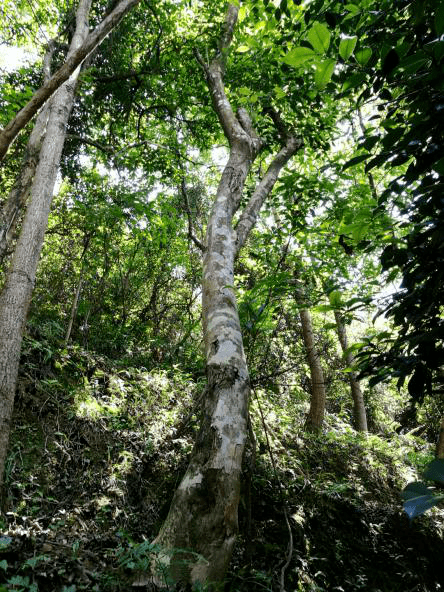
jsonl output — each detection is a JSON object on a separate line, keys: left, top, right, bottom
{"left": 282, "top": 46, "right": 316, "bottom": 67}
{"left": 307, "top": 22, "right": 331, "bottom": 54}
{"left": 402, "top": 482, "right": 442, "bottom": 519}
{"left": 423, "top": 459, "right": 444, "bottom": 483}
{"left": 236, "top": 45, "right": 250, "bottom": 53}
{"left": 342, "top": 72, "right": 366, "bottom": 91}
{"left": 314, "top": 58, "right": 336, "bottom": 89}
{"left": 435, "top": 1, "right": 444, "bottom": 35}
{"left": 355, "top": 47, "right": 372, "bottom": 65}
{"left": 273, "top": 86, "right": 286, "bottom": 99}
{"left": 342, "top": 153, "right": 371, "bottom": 170}
{"left": 0, "top": 560, "right": 7, "bottom": 572}
{"left": 328, "top": 290, "right": 342, "bottom": 308}
{"left": 339, "top": 36, "right": 358, "bottom": 60}
{"left": 399, "top": 50, "right": 429, "bottom": 75}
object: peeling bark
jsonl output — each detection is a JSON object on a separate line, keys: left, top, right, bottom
{"left": 152, "top": 4, "right": 302, "bottom": 588}
{"left": 0, "top": 0, "right": 92, "bottom": 491}
{"left": 334, "top": 311, "right": 368, "bottom": 432}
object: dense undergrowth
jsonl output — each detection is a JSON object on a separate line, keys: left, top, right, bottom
{"left": 1, "top": 334, "right": 443, "bottom": 592}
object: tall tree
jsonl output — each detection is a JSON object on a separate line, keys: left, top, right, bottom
{"left": 334, "top": 310, "right": 368, "bottom": 432}
{"left": 151, "top": 4, "right": 302, "bottom": 586}
{"left": 297, "top": 300, "right": 326, "bottom": 432}
{"left": 0, "top": 0, "right": 92, "bottom": 489}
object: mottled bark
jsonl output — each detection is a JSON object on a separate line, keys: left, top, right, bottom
{"left": 0, "top": 0, "right": 91, "bottom": 491}
{"left": 151, "top": 4, "right": 301, "bottom": 588}
{"left": 299, "top": 307, "right": 326, "bottom": 431}
{"left": 334, "top": 311, "right": 368, "bottom": 432}
{"left": 0, "top": 0, "right": 141, "bottom": 160}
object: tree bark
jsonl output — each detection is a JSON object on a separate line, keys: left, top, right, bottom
{"left": 436, "top": 417, "right": 444, "bottom": 459}
{"left": 0, "top": 0, "right": 92, "bottom": 491}
{"left": 334, "top": 311, "right": 368, "bottom": 432}
{"left": 0, "top": 0, "right": 141, "bottom": 161}
{"left": 0, "top": 42, "right": 54, "bottom": 264}
{"left": 151, "top": 5, "right": 302, "bottom": 588}
{"left": 64, "top": 277, "right": 84, "bottom": 346}
{"left": 299, "top": 307, "right": 326, "bottom": 431}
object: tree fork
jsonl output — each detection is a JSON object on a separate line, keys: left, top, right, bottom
{"left": 150, "top": 3, "right": 302, "bottom": 587}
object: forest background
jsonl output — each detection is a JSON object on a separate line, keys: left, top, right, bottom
{"left": 0, "top": 0, "right": 444, "bottom": 590}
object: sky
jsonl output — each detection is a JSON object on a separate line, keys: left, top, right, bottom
{"left": 0, "top": 44, "right": 36, "bottom": 72}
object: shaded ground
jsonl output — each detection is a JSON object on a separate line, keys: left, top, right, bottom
{"left": 1, "top": 346, "right": 443, "bottom": 591}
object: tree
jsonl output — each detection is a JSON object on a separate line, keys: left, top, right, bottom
{"left": 151, "top": 4, "right": 302, "bottom": 586}
{"left": 0, "top": 42, "right": 54, "bottom": 262}
{"left": 334, "top": 310, "right": 367, "bottom": 432}
{"left": 0, "top": 0, "right": 92, "bottom": 489}
{"left": 337, "top": 1, "right": 444, "bottom": 414}
{"left": 0, "top": 0, "right": 141, "bottom": 160}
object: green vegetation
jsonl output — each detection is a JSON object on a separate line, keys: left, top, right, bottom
{"left": 1, "top": 0, "right": 443, "bottom": 590}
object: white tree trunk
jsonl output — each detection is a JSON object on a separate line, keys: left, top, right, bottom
{"left": 151, "top": 5, "right": 302, "bottom": 587}
{"left": 0, "top": 0, "right": 92, "bottom": 491}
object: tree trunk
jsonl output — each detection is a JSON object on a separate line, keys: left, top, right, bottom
{"left": 0, "top": 0, "right": 141, "bottom": 161}
{"left": 0, "top": 43, "right": 54, "bottom": 264}
{"left": 0, "top": 0, "right": 92, "bottom": 491}
{"left": 150, "top": 5, "right": 302, "bottom": 588}
{"left": 436, "top": 417, "right": 444, "bottom": 459}
{"left": 334, "top": 311, "right": 368, "bottom": 432}
{"left": 64, "top": 276, "right": 84, "bottom": 346}
{"left": 299, "top": 307, "right": 326, "bottom": 431}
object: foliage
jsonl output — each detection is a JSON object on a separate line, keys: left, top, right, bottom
{"left": 339, "top": 0, "right": 444, "bottom": 403}
{"left": 402, "top": 458, "right": 444, "bottom": 519}
{"left": 1, "top": 0, "right": 444, "bottom": 590}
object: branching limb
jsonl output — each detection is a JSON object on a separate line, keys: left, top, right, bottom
{"left": 0, "top": 0, "right": 142, "bottom": 161}
{"left": 234, "top": 134, "right": 303, "bottom": 255}
{"left": 194, "top": 4, "right": 262, "bottom": 156}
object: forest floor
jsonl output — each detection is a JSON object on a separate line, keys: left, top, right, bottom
{"left": 1, "top": 344, "right": 444, "bottom": 592}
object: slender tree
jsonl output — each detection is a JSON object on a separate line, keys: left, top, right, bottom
{"left": 334, "top": 310, "right": 368, "bottom": 432}
{"left": 151, "top": 4, "right": 302, "bottom": 587}
{"left": 0, "top": 41, "right": 54, "bottom": 263}
{"left": 299, "top": 305, "right": 326, "bottom": 432}
{"left": 0, "top": 0, "right": 92, "bottom": 489}
{"left": 0, "top": 0, "right": 141, "bottom": 161}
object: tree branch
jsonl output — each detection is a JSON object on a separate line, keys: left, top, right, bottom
{"left": 0, "top": 0, "right": 142, "bottom": 161}
{"left": 193, "top": 4, "right": 261, "bottom": 154}
{"left": 181, "top": 179, "right": 205, "bottom": 252}
{"left": 234, "top": 134, "right": 303, "bottom": 255}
